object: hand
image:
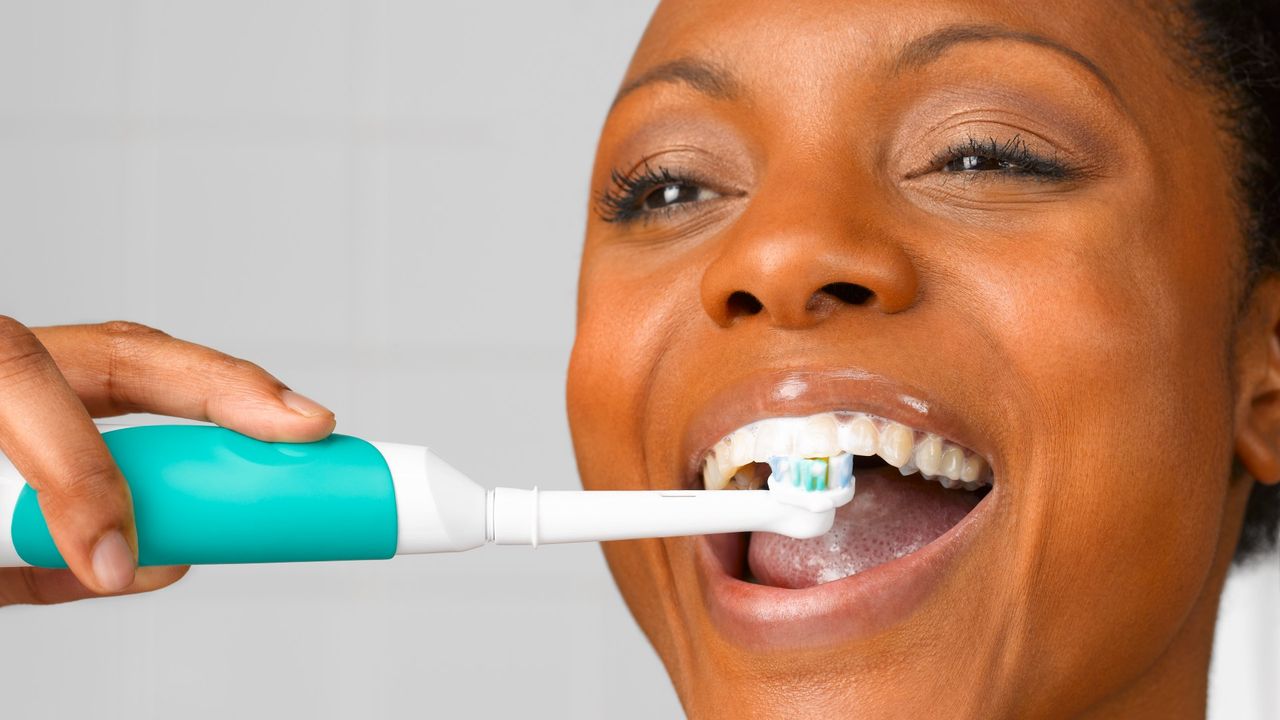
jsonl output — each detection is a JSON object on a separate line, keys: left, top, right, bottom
{"left": 0, "top": 318, "right": 336, "bottom": 606}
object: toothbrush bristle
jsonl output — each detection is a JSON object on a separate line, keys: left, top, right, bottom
{"left": 809, "top": 458, "right": 828, "bottom": 491}
{"left": 764, "top": 452, "right": 856, "bottom": 511}
{"left": 830, "top": 453, "right": 853, "bottom": 489}
{"left": 770, "top": 455, "right": 850, "bottom": 492}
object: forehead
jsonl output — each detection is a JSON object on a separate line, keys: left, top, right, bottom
{"left": 641, "top": 0, "right": 1155, "bottom": 53}
{"left": 631, "top": 0, "right": 1174, "bottom": 123}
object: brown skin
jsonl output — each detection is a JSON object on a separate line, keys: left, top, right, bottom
{"left": 567, "top": 1, "right": 1280, "bottom": 718}
{"left": 0, "top": 318, "right": 335, "bottom": 606}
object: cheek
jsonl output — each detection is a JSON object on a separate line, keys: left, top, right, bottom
{"left": 566, "top": 250, "right": 701, "bottom": 660}
{"left": 567, "top": 252, "right": 693, "bottom": 490}
{"left": 972, "top": 202, "right": 1236, "bottom": 668}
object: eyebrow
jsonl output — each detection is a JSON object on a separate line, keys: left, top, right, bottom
{"left": 895, "top": 24, "right": 1122, "bottom": 100}
{"left": 610, "top": 57, "right": 739, "bottom": 111}
{"left": 609, "top": 23, "right": 1121, "bottom": 113}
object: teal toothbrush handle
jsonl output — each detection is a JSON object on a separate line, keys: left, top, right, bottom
{"left": 7, "top": 425, "right": 399, "bottom": 567}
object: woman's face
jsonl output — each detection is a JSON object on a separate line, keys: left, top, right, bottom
{"left": 568, "top": 1, "right": 1278, "bottom": 716}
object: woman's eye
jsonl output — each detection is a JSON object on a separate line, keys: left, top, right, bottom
{"left": 944, "top": 155, "right": 1014, "bottom": 173}
{"left": 596, "top": 165, "right": 726, "bottom": 224}
{"left": 641, "top": 182, "right": 716, "bottom": 211}
{"left": 933, "top": 135, "right": 1070, "bottom": 181}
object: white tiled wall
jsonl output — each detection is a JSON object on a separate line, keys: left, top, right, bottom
{"left": 0, "top": 2, "right": 677, "bottom": 718}
{"left": 0, "top": 2, "right": 1274, "bottom": 718}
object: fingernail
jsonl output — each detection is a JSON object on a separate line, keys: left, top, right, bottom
{"left": 92, "top": 530, "right": 135, "bottom": 593}
{"left": 282, "top": 390, "right": 331, "bottom": 418}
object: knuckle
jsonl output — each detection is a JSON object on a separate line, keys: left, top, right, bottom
{"left": 0, "top": 317, "right": 49, "bottom": 383}
{"left": 97, "top": 320, "right": 166, "bottom": 340}
{"left": 208, "top": 353, "right": 249, "bottom": 373}
{"left": 99, "top": 320, "right": 169, "bottom": 382}
{"left": 98, "top": 321, "right": 168, "bottom": 361}
{"left": 0, "top": 315, "right": 30, "bottom": 342}
{"left": 55, "top": 456, "right": 120, "bottom": 503}
{"left": 206, "top": 352, "right": 271, "bottom": 384}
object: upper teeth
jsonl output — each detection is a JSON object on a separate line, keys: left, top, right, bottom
{"left": 700, "top": 411, "right": 992, "bottom": 492}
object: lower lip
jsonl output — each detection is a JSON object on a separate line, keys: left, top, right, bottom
{"left": 695, "top": 488, "right": 997, "bottom": 650}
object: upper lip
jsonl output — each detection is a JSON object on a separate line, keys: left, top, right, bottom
{"left": 678, "top": 367, "right": 1000, "bottom": 490}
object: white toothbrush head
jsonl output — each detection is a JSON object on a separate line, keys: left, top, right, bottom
{"left": 765, "top": 452, "right": 856, "bottom": 513}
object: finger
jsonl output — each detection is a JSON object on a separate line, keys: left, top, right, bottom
{"left": 33, "top": 322, "right": 335, "bottom": 443}
{"left": 0, "top": 565, "right": 189, "bottom": 607}
{"left": 0, "top": 316, "right": 138, "bottom": 594}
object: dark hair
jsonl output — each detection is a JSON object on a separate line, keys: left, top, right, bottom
{"left": 1175, "top": 1, "right": 1280, "bottom": 563}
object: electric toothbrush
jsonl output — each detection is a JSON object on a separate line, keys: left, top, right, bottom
{"left": 0, "top": 424, "right": 855, "bottom": 568}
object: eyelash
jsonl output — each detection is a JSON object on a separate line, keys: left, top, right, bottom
{"left": 595, "top": 164, "right": 705, "bottom": 225}
{"left": 595, "top": 134, "right": 1070, "bottom": 224}
{"left": 930, "top": 134, "right": 1070, "bottom": 180}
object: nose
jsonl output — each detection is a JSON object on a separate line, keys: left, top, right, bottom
{"left": 700, "top": 204, "right": 919, "bottom": 329}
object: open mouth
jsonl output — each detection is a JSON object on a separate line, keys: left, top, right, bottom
{"left": 695, "top": 411, "right": 993, "bottom": 589}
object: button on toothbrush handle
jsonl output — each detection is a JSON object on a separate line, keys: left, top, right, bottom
{"left": 0, "top": 425, "right": 400, "bottom": 567}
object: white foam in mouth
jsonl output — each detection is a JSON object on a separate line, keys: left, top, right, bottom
{"left": 700, "top": 411, "right": 993, "bottom": 492}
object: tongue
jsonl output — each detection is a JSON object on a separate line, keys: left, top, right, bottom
{"left": 748, "top": 468, "right": 980, "bottom": 589}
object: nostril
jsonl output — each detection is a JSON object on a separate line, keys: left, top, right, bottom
{"left": 820, "top": 282, "right": 873, "bottom": 305}
{"left": 726, "top": 290, "right": 764, "bottom": 318}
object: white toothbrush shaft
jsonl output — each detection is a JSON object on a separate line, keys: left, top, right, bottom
{"left": 488, "top": 488, "right": 834, "bottom": 546}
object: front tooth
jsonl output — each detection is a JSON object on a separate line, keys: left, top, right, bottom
{"left": 753, "top": 420, "right": 795, "bottom": 461}
{"left": 728, "top": 428, "right": 754, "bottom": 469}
{"left": 940, "top": 445, "right": 965, "bottom": 480}
{"left": 914, "top": 434, "right": 943, "bottom": 476}
{"left": 703, "top": 455, "right": 729, "bottom": 490}
{"left": 961, "top": 454, "right": 986, "bottom": 483}
{"left": 840, "top": 415, "right": 879, "bottom": 456}
{"left": 796, "top": 414, "right": 838, "bottom": 457}
{"left": 879, "top": 422, "right": 914, "bottom": 467}
{"left": 716, "top": 451, "right": 738, "bottom": 486}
